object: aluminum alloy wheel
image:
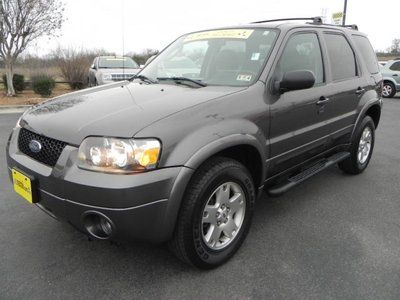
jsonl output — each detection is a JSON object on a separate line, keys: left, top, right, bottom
{"left": 358, "top": 127, "right": 372, "bottom": 164}
{"left": 201, "top": 182, "right": 246, "bottom": 250}
{"left": 382, "top": 84, "right": 392, "bottom": 97}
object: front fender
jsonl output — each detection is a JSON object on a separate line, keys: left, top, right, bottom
{"left": 161, "top": 118, "right": 267, "bottom": 176}
{"left": 185, "top": 133, "right": 265, "bottom": 169}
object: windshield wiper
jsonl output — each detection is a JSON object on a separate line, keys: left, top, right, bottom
{"left": 157, "top": 77, "right": 207, "bottom": 87}
{"left": 130, "top": 74, "right": 157, "bottom": 84}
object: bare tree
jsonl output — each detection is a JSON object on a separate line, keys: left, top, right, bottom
{"left": 0, "top": 0, "right": 65, "bottom": 96}
{"left": 54, "top": 47, "right": 115, "bottom": 90}
{"left": 391, "top": 39, "right": 400, "bottom": 55}
{"left": 132, "top": 49, "right": 159, "bottom": 65}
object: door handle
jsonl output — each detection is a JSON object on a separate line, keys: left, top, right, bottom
{"left": 355, "top": 87, "right": 365, "bottom": 95}
{"left": 393, "top": 74, "right": 399, "bottom": 77}
{"left": 316, "top": 96, "right": 330, "bottom": 105}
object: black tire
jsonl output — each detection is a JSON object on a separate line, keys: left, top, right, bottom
{"left": 382, "top": 82, "right": 396, "bottom": 98}
{"left": 169, "top": 156, "right": 255, "bottom": 269}
{"left": 339, "top": 116, "right": 375, "bottom": 174}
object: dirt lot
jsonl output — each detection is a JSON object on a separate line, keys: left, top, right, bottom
{"left": 0, "top": 83, "right": 71, "bottom": 106}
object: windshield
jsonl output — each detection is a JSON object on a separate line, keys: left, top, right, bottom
{"left": 140, "top": 28, "right": 278, "bottom": 86}
{"left": 98, "top": 57, "right": 139, "bottom": 69}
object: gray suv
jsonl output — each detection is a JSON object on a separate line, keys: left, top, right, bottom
{"left": 88, "top": 56, "right": 140, "bottom": 86}
{"left": 7, "top": 17, "right": 382, "bottom": 269}
{"left": 381, "top": 60, "right": 400, "bottom": 98}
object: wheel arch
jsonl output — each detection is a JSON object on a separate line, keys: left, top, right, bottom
{"left": 383, "top": 78, "right": 396, "bottom": 86}
{"left": 351, "top": 101, "right": 382, "bottom": 141}
{"left": 365, "top": 104, "right": 381, "bottom": 129}
{"left": 185, "top": 135, "right": 266, "bottom": 189}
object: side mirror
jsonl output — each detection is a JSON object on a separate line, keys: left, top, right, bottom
{"left": 274, "top": 70, "right": 315, "bottom": 94}
{"left": 91, "top": 64, "right": 96, "bottom": 70}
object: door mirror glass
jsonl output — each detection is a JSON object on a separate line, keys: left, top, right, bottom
{"left": 276, "top": 70, "right": 315, "bottom": 93}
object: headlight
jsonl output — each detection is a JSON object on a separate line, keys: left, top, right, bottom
{"left": 77, "top": 137, "right": 161, "bottom": 173}
{"left": 16, "top": 109, "right": 29, "bottom": 128}
{"left": 16, "top": 116, "right": 23, "bottom": 128}
{"left": 102, "top": 74, "right": 112, "bottom": 81}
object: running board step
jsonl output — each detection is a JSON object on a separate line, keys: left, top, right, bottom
{"left": 267, "top": 152, "right": 350, "bottom": 197}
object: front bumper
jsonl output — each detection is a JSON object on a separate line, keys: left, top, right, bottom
{"left": 6, "top": 127, "right": 194, "bottom": 243}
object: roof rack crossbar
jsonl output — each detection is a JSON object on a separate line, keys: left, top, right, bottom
{"left": 251, "top": 17, "right": 323, "bottom": 25}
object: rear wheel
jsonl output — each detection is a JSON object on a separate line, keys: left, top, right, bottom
{"left": 169, "top": 157, "right": 255, "bottom": 269}
{"left": 339, "top": 116, "right": 375, "bottom": 174}
{"left": 382, "top": 82, "right": 396, "bottom": 98}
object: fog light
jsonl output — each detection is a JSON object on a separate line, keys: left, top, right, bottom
{"left": 100, "top": 218, "right": 113, "bottom": 236}
{"left": 83, "top": 212, "right": 114, "bottom": 239}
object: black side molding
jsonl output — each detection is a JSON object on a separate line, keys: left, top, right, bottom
{"left": 267, "top": 152, "right": 350, "bottom": 197}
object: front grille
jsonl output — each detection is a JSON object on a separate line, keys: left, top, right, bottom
{"left": 18, "top": 128, "right": 67, "bottom": 167}
{"left": 111, "top": 73, "right": 134, "bottom": 81}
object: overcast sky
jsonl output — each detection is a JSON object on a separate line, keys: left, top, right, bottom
{"left": 31, "top": 0, "right": 399, "bottom": 56}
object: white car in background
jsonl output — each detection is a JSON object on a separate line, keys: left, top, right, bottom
{"left": 88, "top": 56, "right": 140, "bottom": 86}
{"left": 381, "top": 60, "right": 400, "bottom": 98}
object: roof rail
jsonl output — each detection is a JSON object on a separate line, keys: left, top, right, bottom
{"left": 251, "top": 17, "right": 359, "bottom": 30}
{"left": 251, "top": 17, "right": 323, "bottom": 25}
{"left": 343, "top": 24, "right": 359, "bottom": 30}
{"left": 319, "top": 23, "right": 359, "bottom": 30}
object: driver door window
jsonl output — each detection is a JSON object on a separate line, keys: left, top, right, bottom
{"left": 277, "top": 33, "right": 324, "bottom": 85}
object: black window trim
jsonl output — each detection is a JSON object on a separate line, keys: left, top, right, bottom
{"left": 322, "top": 31, "right": 361, "bottom": 83}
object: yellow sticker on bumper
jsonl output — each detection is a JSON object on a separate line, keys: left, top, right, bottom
{"left": 185, "top": 29, "right": 254, "bottom": 42}
{"left": 12, "top": 169, "right": 34, "bottom": 203}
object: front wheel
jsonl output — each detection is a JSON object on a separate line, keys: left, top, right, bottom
{"left": 339, "top": 116, "right": 375, "bottom": 174}
{"left": 169, "top": 157, "right": 255, "bottom": 269}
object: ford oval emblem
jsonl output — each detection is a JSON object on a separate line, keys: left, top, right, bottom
{"left": 29, "top": 140, "right": 42, "bottom": 153}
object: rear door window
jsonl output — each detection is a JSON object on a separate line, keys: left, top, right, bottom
{"left": 324, "top": 33, "right": 357, "bottom": 81}
{"left": 352, "top": 35, "right": 379, "bottom": 74}
{"left": 389, "top": 61, "right": 400, "bottom": 71}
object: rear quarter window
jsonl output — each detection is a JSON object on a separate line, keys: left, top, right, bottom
{"left": 352, "top": 35, "right": 379, "bottom": 74}
{"left": 324, "top": 33, "right": 357, "bottom": 81}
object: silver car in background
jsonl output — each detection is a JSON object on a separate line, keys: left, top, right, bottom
{"left": 381, "top": 59, "right": 400, "bottom": 98}
{"left": 88, "top": 56, "right": 140, "bottom": 86}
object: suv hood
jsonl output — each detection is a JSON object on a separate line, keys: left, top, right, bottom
{"left": 21, "top": 82, "right": 246, "bottom": 145}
